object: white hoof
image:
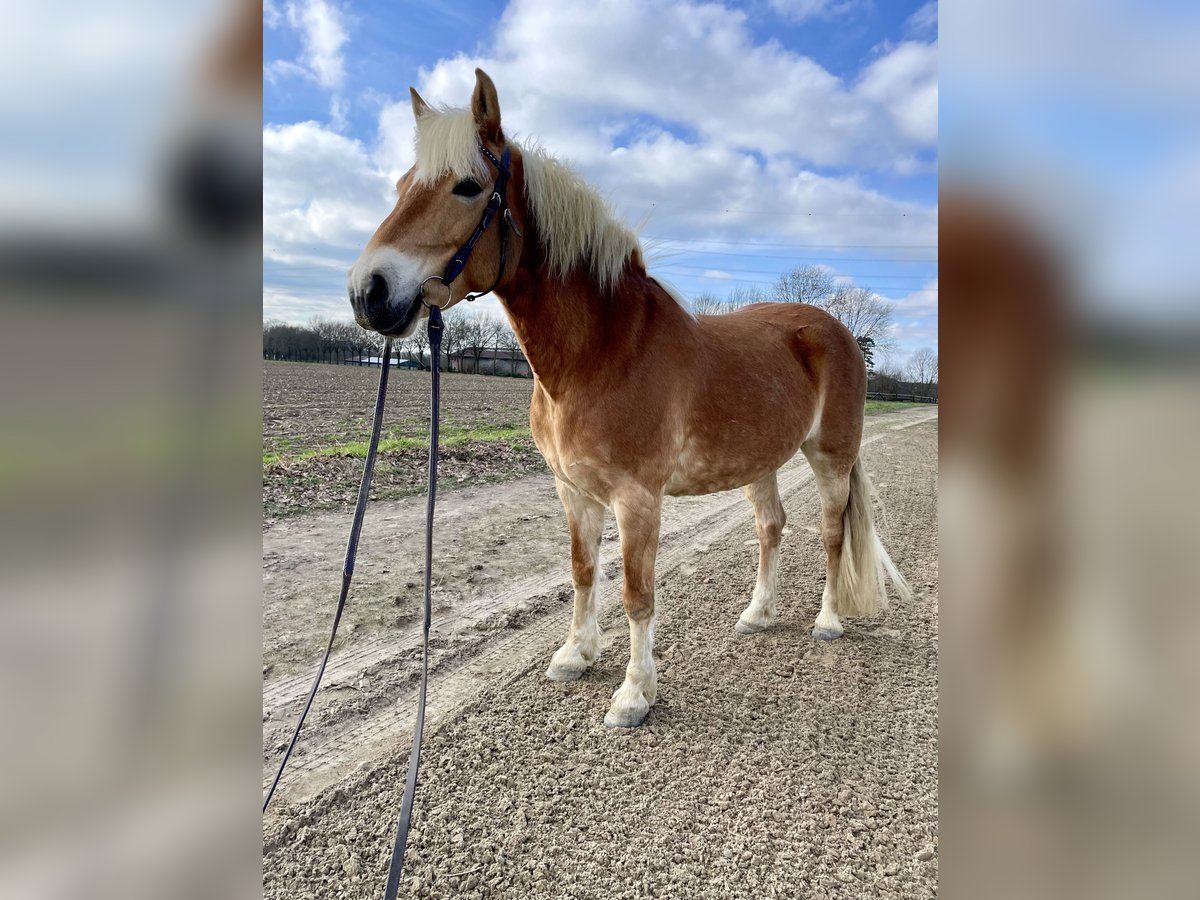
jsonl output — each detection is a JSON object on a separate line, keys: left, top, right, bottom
{"left": 604, "top": 681, "right": 651, "bottom": 728}
{"left": 604, "top": 698, "right": 649, "bottom": 728}
{"left": 736, "top": 602, "right": 777, "bottom": 634}
{"left": 546, "top": 660, "right": 587, "bottom": 682}
{"left": 735, "top": 617, "right": 769, "bottom": 635}
{"left": 811, "top": 625, "right": 843, "bottom": 641}
{"left": 546, "top": 639, "right": 597, "bottom": 682}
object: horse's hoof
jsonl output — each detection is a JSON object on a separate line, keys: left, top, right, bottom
{"left": 604, "top": 705, "right": 649, "bottom": 728}
{"left": 604, "top": 683, "right": 650, "bottom": 728}
{"left": 735, "top": 618, "right": 768, "bottom": 635}
{"left": 811, "top": 626, "right": 844, "bottom": 641}
{"left": 546, "top": 661, "right": 586, "bottom": 682}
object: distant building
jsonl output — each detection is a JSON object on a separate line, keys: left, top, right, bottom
{"left": 447, "top": 347, "right": 532, "bottom": 378}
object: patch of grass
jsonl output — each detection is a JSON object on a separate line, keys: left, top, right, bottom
{"left": 864, "top": 400, "right": 927, "bottom": 414}
{"left": 263, "top": 424, "right": 531, "bottom": 467}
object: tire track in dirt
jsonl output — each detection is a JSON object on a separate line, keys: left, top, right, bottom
{"left": 264, "top": 409, "right": 937, "bottom": 802}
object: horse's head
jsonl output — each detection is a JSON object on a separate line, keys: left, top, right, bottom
{"left": 348, "top": 69, "right": 525, "bottom": 336}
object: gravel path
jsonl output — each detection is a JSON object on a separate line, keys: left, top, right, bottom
{"left": 263, "top": 414, "right": 938, "bottom": 899}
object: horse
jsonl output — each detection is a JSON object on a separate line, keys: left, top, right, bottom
{"left": 349, "top": 69, "right": 911, "bottom": 728}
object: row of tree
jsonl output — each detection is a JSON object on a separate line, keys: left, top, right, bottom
{"left": 263, "top": 312, "right": 521, "bottom": 370}
{"left": 692, "top": 265, "right": 936, "bottom": 383}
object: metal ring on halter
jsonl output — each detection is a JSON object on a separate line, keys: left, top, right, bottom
{"left": 419, "top": 274, "right": 452, "bottom": 310}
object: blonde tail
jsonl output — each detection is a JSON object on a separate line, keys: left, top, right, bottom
{"left": 834, "top": 459, "right": 912, "bottom": 617}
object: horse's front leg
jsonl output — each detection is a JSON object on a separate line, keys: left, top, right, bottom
{"left": 604, "top": 489, "right": 662, "bottom": 728}
{"left": 546, "top": 478, "right": 605, "bottom": 681}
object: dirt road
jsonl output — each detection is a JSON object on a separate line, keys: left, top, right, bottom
{"left": 263, "top": 407, "right": 938, "bottom": 898}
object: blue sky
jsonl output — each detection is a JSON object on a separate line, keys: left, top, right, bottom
{"left": 264, "top": 0, "right": 938, "bottom": 362}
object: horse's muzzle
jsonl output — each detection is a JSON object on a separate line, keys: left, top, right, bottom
{"left": 350, "top": 272, "right": 420, "bottom": 336}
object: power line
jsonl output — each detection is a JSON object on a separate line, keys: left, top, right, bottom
{"left": 619, "top": 200, "right": 930, "bottom": 217}
{"left": 649, "top": 247, "right": 938, "bottom": 263}
{"left": 661, "top": 262, "right": 932, "bottom": 280}
{"left": 655, "top": 269, "right": 939, "bottom": 293}
{"left": 643, "top": 235, "right": 938, "bottom": 250}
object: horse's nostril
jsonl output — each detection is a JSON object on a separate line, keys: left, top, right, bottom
{"left": 366, "top": 273, "right": 389, "bottom": 311}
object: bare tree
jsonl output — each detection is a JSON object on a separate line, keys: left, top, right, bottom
{"left": 495, "top": 319, "right": 520, "bottom": 351}
{"left": 907, "top": 347, "right": 938, "bottom": 396}
{"left": 692, "top": 292, "right": 727, "bottom": 316}
{"left": 459, "top": 312, "right": 508, "bottom": 373}
{"left": 402, "top": 327, "right": 429, "bottom": 369}
{"left": 771, "top": 265, "right": 835, "bottom": 305}
{"left": 439, "top": 312, "right": 471, "bottom": 371}
{"left": 870, "top": 361, "right": 906, "bottom": 395}
{"left": 307, "top": 316, "right": 382, "bottom": 358}
{"left": 821, "top": 285, "right": 896, "bottom": 351}
{"left": 725, "top": 284, "right": 768, "bottom": 309}
{"left": 767, "top": 265, "right": 897, "bottom": 353}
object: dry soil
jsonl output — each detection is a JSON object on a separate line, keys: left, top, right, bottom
{"left": 262, "top": 406, "right": 938, "bottom": 899}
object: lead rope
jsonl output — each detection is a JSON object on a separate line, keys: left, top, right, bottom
{"left": 384, "top": 303, "right": 442, "bottom": 898}
{"left": 263, "top": 310, "right": 443, "bottom": 897}
{"left": 263, "top": 337, "right": 394, "bottom": 814}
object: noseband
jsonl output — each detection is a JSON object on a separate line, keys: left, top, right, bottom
{"left": 420, "top": 145, "right": 520, "bottom": 309}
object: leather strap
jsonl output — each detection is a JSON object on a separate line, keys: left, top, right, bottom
{"left": 383, "top": 304, "right": 442, "bottom": 898}
{"left": 441, "top": 146, "right": 514, "bottom": 302}
{"left": 262, "top": 338, "right": 394, "bottom": 814}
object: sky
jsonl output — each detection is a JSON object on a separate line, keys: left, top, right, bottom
{"left": 263, "top": 0, "right": 939, "bottom": 361}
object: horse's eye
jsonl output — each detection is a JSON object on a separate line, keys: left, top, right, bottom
{"left": 452, "top": 178, "right": 483, "bottom": 197}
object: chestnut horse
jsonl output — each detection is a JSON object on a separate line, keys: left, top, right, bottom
{"left": 349, "top": 70, "right": 910, "bottom": 727}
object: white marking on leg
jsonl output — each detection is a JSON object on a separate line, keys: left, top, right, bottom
{"left": 547, "top": 483, "right": 604, "bottom": 682}
{"left": 546, "top": 574, "right": 601, "bottom": 681}
{"left": 812, "top": 582, "right": 844, "bottom": 640}
{"left": 736, "top": 543, "right": 779, "bottom": 634}
{"left": 605, "top": 617, "right": 656, "bottom": 727}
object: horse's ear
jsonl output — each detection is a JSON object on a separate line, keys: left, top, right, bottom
{"left": 410, "top": 87, "right": 431, "bottom": 121}
{"left": 471, "top": 68, "right": 502, "bottom": 142}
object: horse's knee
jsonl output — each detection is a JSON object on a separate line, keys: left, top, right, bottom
{"left": 756, "top": 519, "right": 780, "bottom": 546}
{"left": 571, "top": 557, "right": 595, "bottom": 589}
{"left": 756, "top": 503, "right": 786, "bottom": 548}
{"left": 622, "top": 585, "right": 654, "bottom": 622}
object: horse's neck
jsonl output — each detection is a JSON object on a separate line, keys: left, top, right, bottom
{"left": 494, "top": 192, "right": 701, "bottom": 390}
{"left": 496, "top": 268, "right": 602, "bottom": 393}
{"left": 496, "top": 254, "right": 696, "bottom": 393}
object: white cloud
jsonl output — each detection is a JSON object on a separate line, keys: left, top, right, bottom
{"left": 266, "top": 0, "right": 348, "bottom": 90}
{"left": 905, "top": 2, "right": 938, "bottom": 36}
{"left": 263, "top": 121, "right": 393, "bottom": 263}
{"left": 888, "top": 277, "right": 939, "bottom": 353}
{"left": 857, "top": 41, "right": 938, "bottom": 147}
{"left": 262, "top": 123, "right": 392, "bottom": 322}
{"left": 404, "top": 0, "right": 936, "bottom": 171}
{"left": 329, "top": 94, "right": 350, "bottom": 131}
{"left": 582, "top": 131, "right": 937, "bottom": 249}
{"left": 769, "top": 0, "right": 863, "bottom": 23}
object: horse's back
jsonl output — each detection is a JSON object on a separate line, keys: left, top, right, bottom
{"left": 696, "top": 302, "right": 865, "bottom": 395}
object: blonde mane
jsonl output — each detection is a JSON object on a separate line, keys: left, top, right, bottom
{"left": 414, "top": 106, "right": 644, "bottom": 292}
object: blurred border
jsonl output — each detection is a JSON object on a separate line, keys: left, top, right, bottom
{"left": 1, "top": 2, "right": 262, "bottom": 897}
{"left": 941, "top": 1, "right": 1200, "bottom": 897}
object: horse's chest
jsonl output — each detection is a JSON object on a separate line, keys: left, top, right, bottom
{"left": 530, "top": 390, "right": 616, "bottom": 499}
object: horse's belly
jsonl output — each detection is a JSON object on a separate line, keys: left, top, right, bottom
{"left": 663, "top": 442, "right": 798, "bottom": 496}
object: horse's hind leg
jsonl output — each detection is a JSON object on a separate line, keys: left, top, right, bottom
{"left": 735, "top": 471, "right": 786, "bottom": 634}
{"left": 803, "top": 448, "right": 853, "bottom": 641}
{"left": 546, "top": 479, "right": 605, "bottom": 682}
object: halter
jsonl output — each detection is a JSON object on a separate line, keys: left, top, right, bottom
{"left": 420, "top": 144, "right": 520, "bottom": 309}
